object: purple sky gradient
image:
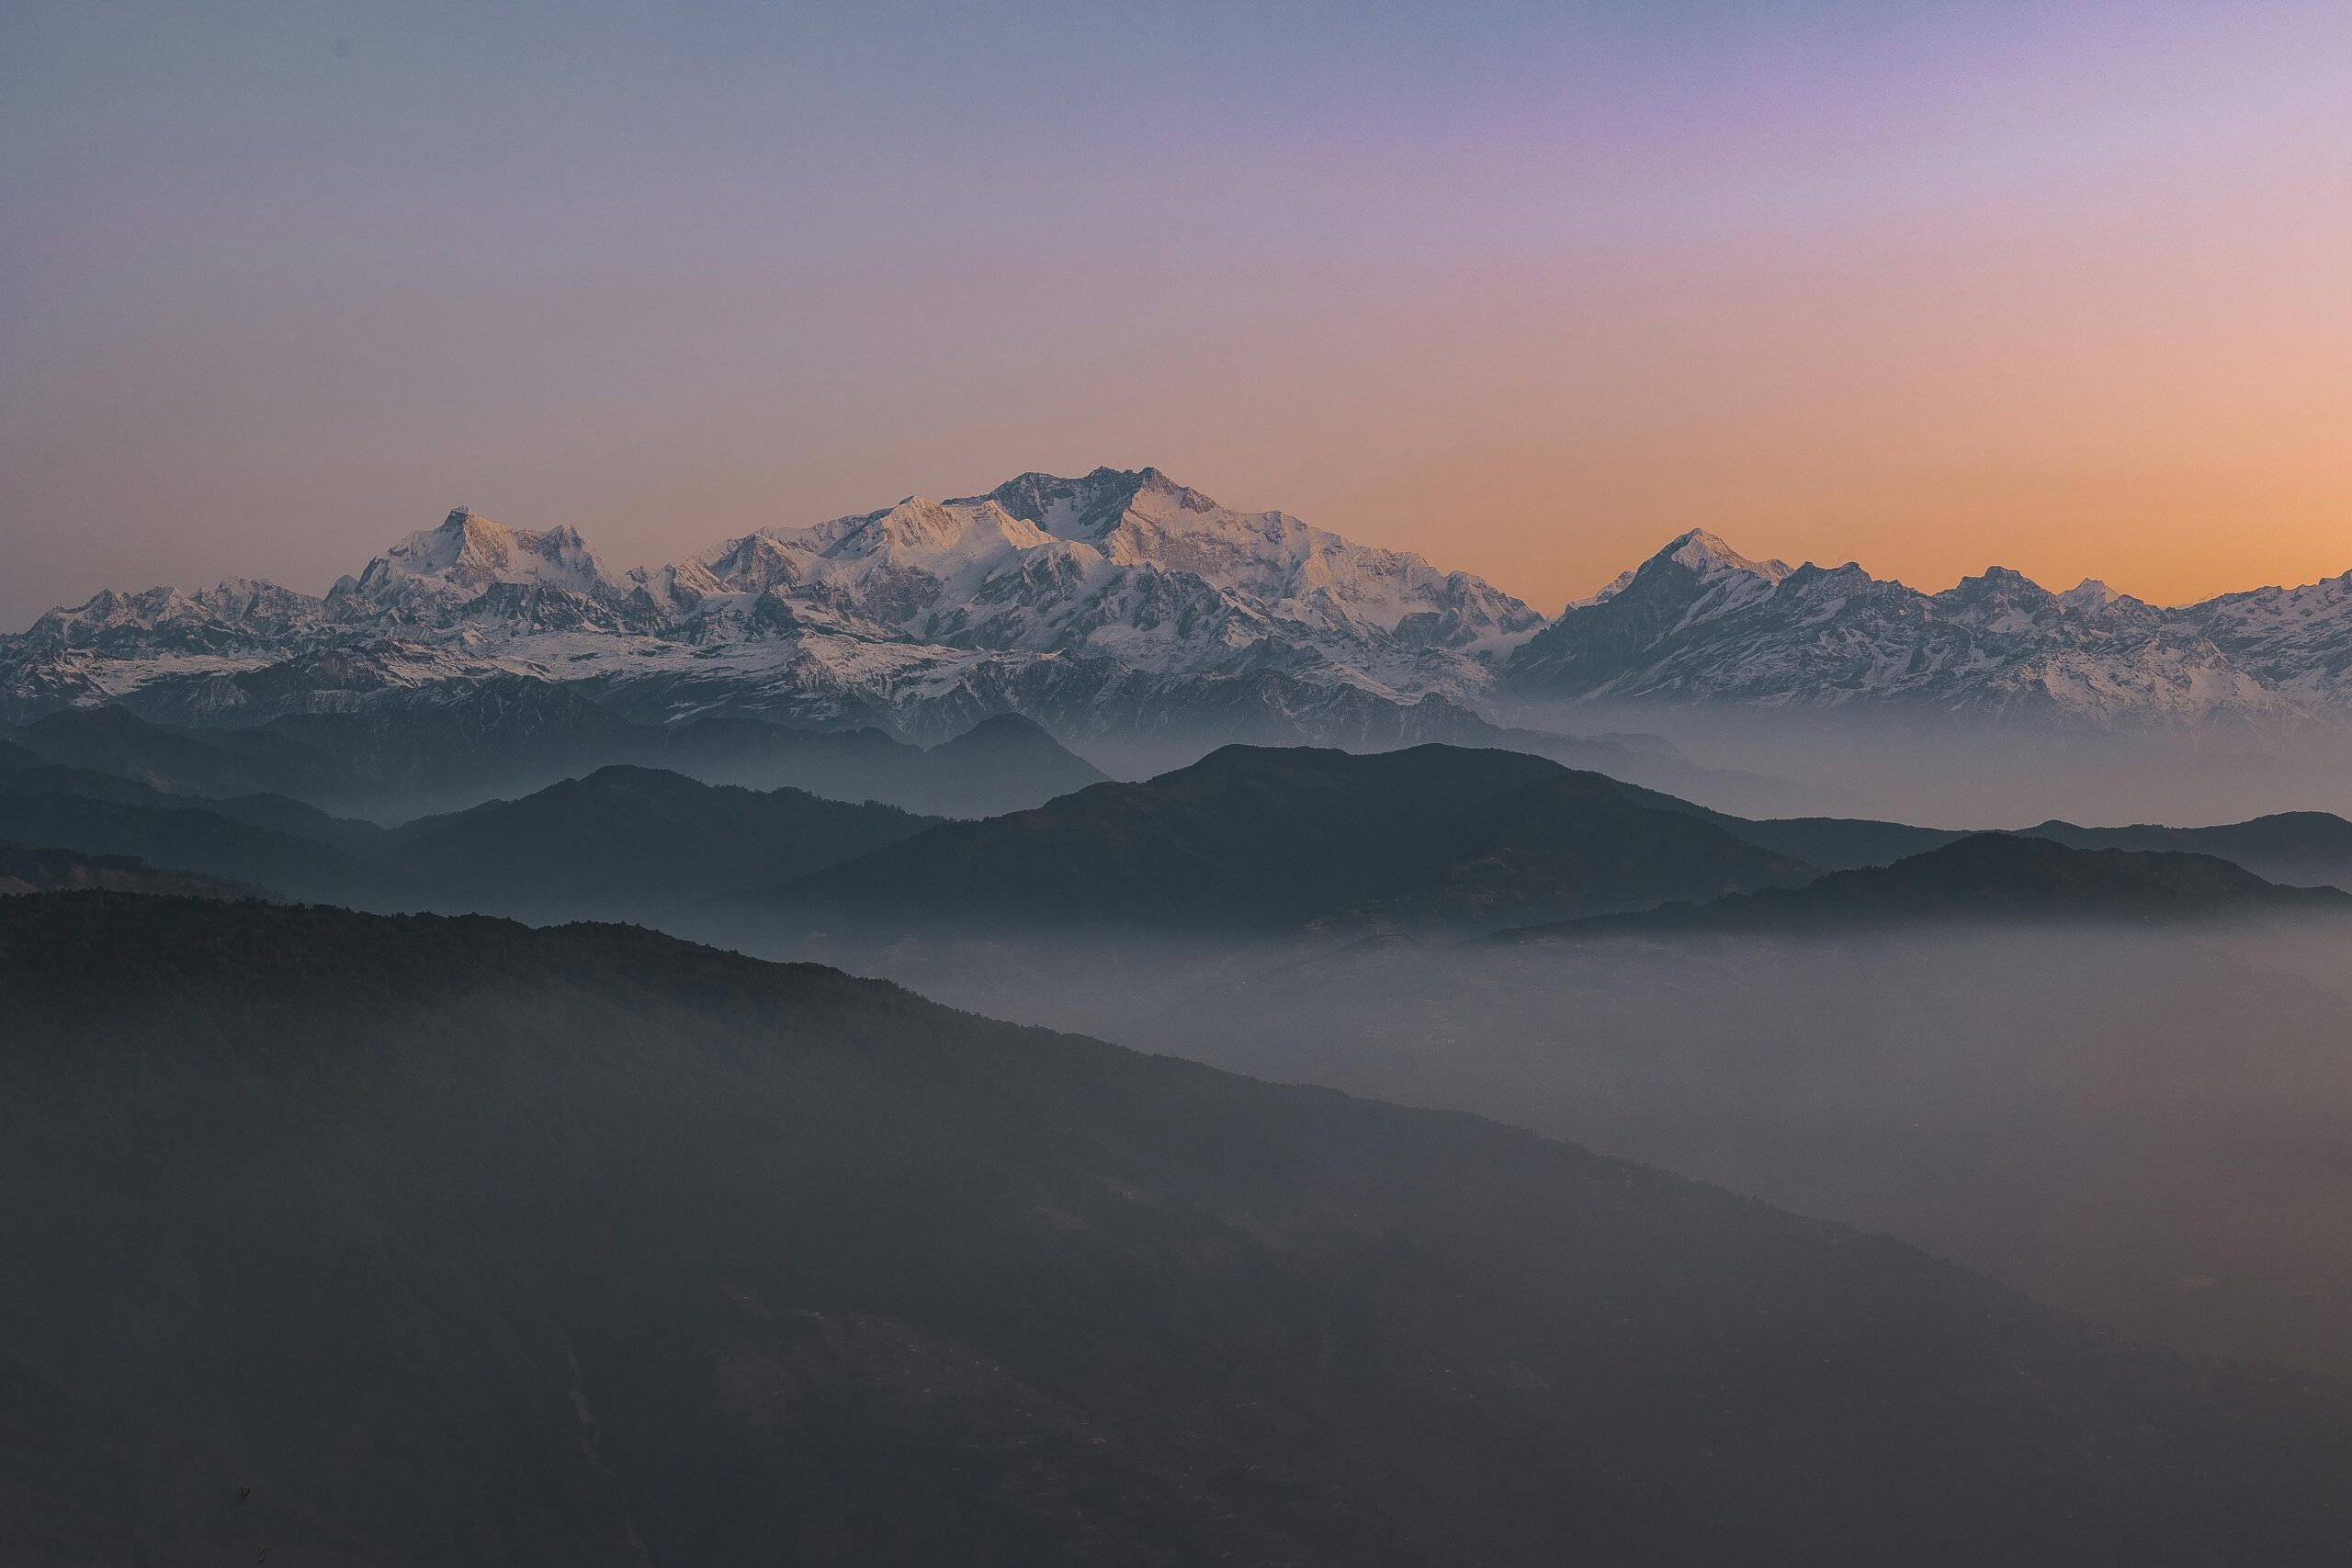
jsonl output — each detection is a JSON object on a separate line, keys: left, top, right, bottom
{"left": 4, "top": 0, "right": 2346, "bottom": 624}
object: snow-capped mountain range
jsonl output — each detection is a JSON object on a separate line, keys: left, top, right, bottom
{"left": 9, "top": 468, "right": 2352, "bottom": 740}
{"left": 1, "top": 468, "right": 1541, "bottom": 743}
{"left": 1504, "top": 530, "right": 2352, "bottom": 728}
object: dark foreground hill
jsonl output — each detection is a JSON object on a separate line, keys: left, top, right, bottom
{"left": 5, "top": 895, "right": 2352, "bottom": 1566}
{"left": 1498, "top": 832, "right": 2352, "bottom": 942}
{"left": 764, "top": 743, "right": 1815, "bottom": 936}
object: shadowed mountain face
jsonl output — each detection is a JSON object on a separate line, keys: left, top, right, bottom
{"left": 762, "top": 743, "right": 1817, "bottom": 937}
{"left": 385, "top": 765, "right": 938, "bottom": 919}
{"left": 3, "top": 703, "right": 343, "bottom": 799}
{"left": 6, "top": 895, "right": 2352, "bottom": 1567}
{"left": 0, "top": 791, "right": 411, "bottom": 908}
{"left": 908, "top": 712, "right": 1110, "bottom": 816}
{"left": 0, "top": 741, "right": 390, "bottom": 851}
{"left": 0, "top": 756, "right": 941, "bottom": 920}
{"left": 1499, "top": 832, "right": 2352, "bottom": 941}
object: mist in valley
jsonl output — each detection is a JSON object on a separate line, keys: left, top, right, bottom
{"left": 1495, "top": 701, "right": 2352, "bottom": 829}
{"left": 707, "top": 911, "right": 2352, "bottom": 1381}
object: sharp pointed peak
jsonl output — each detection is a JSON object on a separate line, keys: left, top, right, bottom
{"left": 1651, "top": 529, "right": 1792, "bottom": 582}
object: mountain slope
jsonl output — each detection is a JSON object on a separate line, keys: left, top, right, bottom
{"left": 4, "top": 702, "right": 344, "bottom": 798}
{"left": 1498, "top": 833, "right": 2352, "bottom": 941}
{"left": 2021, "top": 812, "right": 2352, "bottom": 888}
{"left": 0, "top": 742, "right": 390, "bottom": 853}
{"left": 387, "top": 766, "right": 938, "bottom": 918}
{"left": 6, "top": 895, "right": 2352, "bottom": 1565}
{"left": 899, "top": 711, "right": 1108, "bottom": 816}
{"left": 1702, "top": 813, "right": 1966, "bottom": 870}
{"left": 0, "top": 841, "right": 258, "bottom": 898}
{"left": 766, "top": 743, "right": 1815, "bottom": 935}
{"left": 0, "top": 794, "right": 407, "bottom": 907}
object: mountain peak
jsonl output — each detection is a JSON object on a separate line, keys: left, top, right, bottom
{"left": 963, "top": 465, "right": 1220, "bottom": 541}
{"left": 345, "top": 507, "right": 617, "bottom": 609}
{"left": 1952, "top": 564, "right": 2050, "bottom": 592}
{"left": 1657, "top": 530, "right": 1793, "bottom": 584}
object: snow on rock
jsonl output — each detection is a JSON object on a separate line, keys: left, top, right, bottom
{"left": 0, "top": 470, "right": 1542, "bottom": 739}
{"left": 15, "top": 478, "right": 2352, "bottom": 738}
{"left": 1507, "top": 532, "right": 2346, "bottom": 728}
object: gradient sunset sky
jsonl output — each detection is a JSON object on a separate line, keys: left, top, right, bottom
{"left": 4, "top": 0, "right": 2346, "bottom": 626}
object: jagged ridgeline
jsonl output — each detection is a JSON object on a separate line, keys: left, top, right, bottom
{"left": 6, "top": 893, "right": 2352, "bottom": 1566}
{"left": 14, "top": 471, "right": 2352, "bottom": 762}
{"left": 1504, "top": 529, "right": 2352, "bottom": 726}
{"left": 0, "top": 468, "right": 1543, "bottom": 759}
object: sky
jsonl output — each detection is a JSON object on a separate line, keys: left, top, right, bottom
{"left": 3, "top": 0, "right": 2347, "bottom": 626}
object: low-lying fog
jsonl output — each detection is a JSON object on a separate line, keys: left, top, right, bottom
{"left": 1488, "top": 701, "right": 2352, "bottom": 826}
{"left": 704, "top": 913, "right": 2352, "bottom": 1379}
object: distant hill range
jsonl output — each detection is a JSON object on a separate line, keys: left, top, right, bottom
{"left": 6, "top": 894, "right": 2352, "bottom": 1565}
{"left": 0, "top": 759, "right": 414, "bottom": 908}
{"left": 1497, "top": 833, "right": 2352, "bottom": 942}
{"left": 9, "top": 728, "right": 2351, "bottom": 940}
{"left": 0, "top": 741, "right": 938, "bottom": 920}
{"left": 0, "top": 694, "right": 1106, "bottom": 820}
{"left": 1679, "top": 807, "right": 2352, "bottom": 891}
{"left": 760, "top": 743, "right": 1815, "bottom": 937}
